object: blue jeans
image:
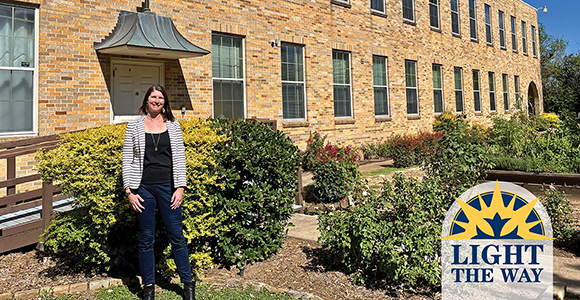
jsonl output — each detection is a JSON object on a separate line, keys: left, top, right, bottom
{"left": 137, "top": 183, "right": 192, "bottom": 285}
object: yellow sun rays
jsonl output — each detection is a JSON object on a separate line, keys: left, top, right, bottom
{"left": 443, "top": 181, "right": 552, "bottom": 240}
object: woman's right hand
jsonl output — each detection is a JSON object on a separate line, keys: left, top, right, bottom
{"left": 127, "top": 189, "right": 145, "bottom": 212}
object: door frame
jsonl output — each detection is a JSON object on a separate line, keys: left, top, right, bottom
{"left": 110, "top": 58, "right": 165, "bottom": 123}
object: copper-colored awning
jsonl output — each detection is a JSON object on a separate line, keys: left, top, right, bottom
{"left": 94, "top": 10, "right": 209, "bottom": 59}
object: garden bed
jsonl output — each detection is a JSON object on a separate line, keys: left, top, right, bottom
{"left": 486, "top": 169, "right": 580, "bottom": 186}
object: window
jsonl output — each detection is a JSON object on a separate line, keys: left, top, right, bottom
{"left": 0, "top": 4, "right": 36, "bottom": 134}
{"left": 511, "top": 16, "right": 517, "bottom": 52}
{"left": 212, "top": 34, "right": 244, "bottom": 119}
{"left": 484, "top": 4, "right": 492, "bottom": 44}
{"left": 334, "top": 0, "right": 350, "bottom": 4}
{"left": 469, "top": 0, "right": 477, "bottom": 40}
{"left": 451, "top": 0, "right": 460, "bottom": 35}
{"left": 514, "top": 75, "right": 520, "bottom": 106}
{"left": 405, "top": 60, "right": 418, "bottom": 115}
{"left": 498, "top": 10, "right": 505, "bottom": 49}
{"left": 433, "top": 64, "right": 443, "bottom": 114}
{"left": 281, "top": 43, "right": 306, "bottom": 120}
{"left": 430, "top": 0, "right": 440, "bottom": 29}
{"left": 502, "top": 73, "right": 509, "bottom": 111}
{"left": 532, "top": 25, "right": 537, "bottom": 57}
{"left": 373, "top": 56, "right": 389, "bottom": 116}
{"left": 454, "top": 67, "right": 464, "bottom": 112}
{"left": 473, "top": 70, "right": 481, "bottom": 112}
{"left": 371, "top": 0, "right": 385, "bottom": 14}
{"left": 333, "top": 50, "right": 352, "bottom": 118}
{"left": 488, "top": 72, "right": 496, "bottom": 111}
{"left": 403, "top": 0, "right": 415, "bottom": 22}
{"left": 522, "top": 21, "right": 527, "bottom": 55}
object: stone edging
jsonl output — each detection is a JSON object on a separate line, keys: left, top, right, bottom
{"left": 0, "top": 278, "right": 123, "bottom": 300}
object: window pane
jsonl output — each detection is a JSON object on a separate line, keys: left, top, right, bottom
{"left": 490, "top": 93, "right": 496, "bottom": 111}
{"left": 333, "top": 51, "right": 350, "bottom": 84}
{"left": 433, "top": 65, "right": 442, "bottom": 89}
{"left": 0, "top": 15, "right": 11, "bottom": 36}
{"left": 233, "top": 100, "right": 244, "bottom": 119}
{"left": 14, "top": 19, "right": 34, "bottom": 38}
{"left": 474, "top": 91, "right": 481, "bottom": 112}
{"left": 405, "top": 61, "right": 416, "bottom": 88}
{"left": 0, "top": 69, "right": 9, "bottom": 100}
{"left": 11, "top": 100, "right": 32, "bottom": 131}
{"left": 13, "top": 38, "right": 34, "bottom": 67}
{"left": 0, "top": 36, "right": 10, "bottom": 67}
{"left": 403, "top": 0, "right": 414, "bottom": 20}
{"left": 430, "top": 1, "right": 439, "bottom": 28}
{"left": 470, "top": 19, "right": 477, "bottom": 39}
{"left": 12, "top": 70, "right": 33, "bottom": 100}
{"left": 283, "top": 83, "right": 305, "bottom": 119}
{"left": 14, "top": 7, "right": 34, "bottom": 21}
{"left": 452, "top": 13, "right": 460, "bottom": 34}
{"left": 406, "top": 89, "right": 418, "bottom": 114}
{"left": 334, "top": 85, "right": 351, "bottom": 117}
{"left": 0, "top": 5, "right": 11, "bottom": 18}
{"left": 374, "top": 87, "right": 388, "bottom": 116}
{"left": 454, "top": 68, "right": 462, "bottom": 89}
{"left": 434, "top": 90, "right": 443, "bottom": 113}
{"left": 373, "top": 56, "right": 386, "bottom": 86}
{"left": 0, "top": 101, "right": 9, "bottom": 131}
{"left": 371, "top": 0, "right": 384, "bottom": 12}
{"left": 455, "top": 91, "right": 463, "bottom": 112}
{"left": 222, "top": 101, "right": 232, "bottom": 118}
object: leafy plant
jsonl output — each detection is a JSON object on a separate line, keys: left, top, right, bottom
{"left": 210, "top": 118, "right": 300, "bottom": 271}
{"left": 311, "top": 143, "right": 360, "bottom": 203}
{"left": 540, "top": 185, "right": 576, "bottom": 241}
{"left": 301, "top": 131, "right": 326, "bottom": 171}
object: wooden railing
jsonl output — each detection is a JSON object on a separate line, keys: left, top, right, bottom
{"left": 0, "top": 134, "right": 65, "bottom": 253}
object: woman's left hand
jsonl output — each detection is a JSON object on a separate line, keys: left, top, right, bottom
{"left": 171, "top": 187, "right": 184, "bottom": 209}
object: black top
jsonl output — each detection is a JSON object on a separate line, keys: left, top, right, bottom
{"left": 141, "top": 130, "right": 173, "bottom": 185}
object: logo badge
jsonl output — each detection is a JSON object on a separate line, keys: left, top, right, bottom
{"left": 441, "top": 181, "right": 553, "bottom": 300}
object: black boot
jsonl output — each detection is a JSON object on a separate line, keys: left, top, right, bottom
{"left": 183, "top": 281, "right": 195, "bottom": 300}
{"left": 142, "top": 284, "right": 155, "bottom": 300}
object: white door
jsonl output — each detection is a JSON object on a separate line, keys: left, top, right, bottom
{"left": 112, "top": 62, "right": 163, "bottom": 123}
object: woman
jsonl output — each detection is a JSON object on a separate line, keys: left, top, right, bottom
{"left": 122, "top": 84, "right": 195, "bottom": 300}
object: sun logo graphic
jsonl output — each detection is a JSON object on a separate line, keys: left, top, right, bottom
{"left": 441, "top": 181, "right": 553, "bottom": 300}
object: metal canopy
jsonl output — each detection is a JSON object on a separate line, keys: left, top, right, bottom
{"left": 94, "top": 10, "right": 209, "bottom": 59}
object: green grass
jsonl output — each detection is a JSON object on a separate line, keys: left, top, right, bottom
{"left": 361, "top": 166, "right": 413, "bottom": 177}
{"left": 90, "top": 283, "right": 300, "bottom": 300}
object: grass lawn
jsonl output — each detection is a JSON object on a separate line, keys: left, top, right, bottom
{"left": 361, "top": 166, "right": 414, "bottom": 178}
{"left": 40, "top": 284, "right": 299, "bottom": 300}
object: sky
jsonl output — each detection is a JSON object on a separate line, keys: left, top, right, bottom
{"left": 524, "top": 0, "right": 580, "bottom": 54}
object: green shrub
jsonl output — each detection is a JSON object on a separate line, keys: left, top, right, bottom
{"left": 540, "top": 185, "right": 576, "bottom": 241}
{"left": 301, "top": 131, "right": 326, "bottom": 171}
{"left": 389, "top": 132, "right": 444, "bottom": 168}
{"left": 210, "top": 118, "right": 300, "bottom": 270}
{"left": 318, "top": 174, "right": 445, "bottom": 287}
{"left": 311, "top": 143, "right": 360, "bottom": 203}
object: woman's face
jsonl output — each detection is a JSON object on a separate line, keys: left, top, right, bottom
{"left": 147, "top": 90, "right": 165, "bottom": 115}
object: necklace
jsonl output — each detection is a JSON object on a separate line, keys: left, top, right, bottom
{"left": 151, "top": 132, "right": 161, "bottom": 151}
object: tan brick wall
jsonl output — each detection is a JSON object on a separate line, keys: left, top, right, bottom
{"left": 3, "top": 0, "right": 542, "bottom": 150}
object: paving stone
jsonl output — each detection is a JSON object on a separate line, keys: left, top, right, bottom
{"left": 287, "top": 290, "right": 314, "bottom": 299}
{"left": 89, "top": 279, "right": 110, "bottom": 290}
{"left": 110, "top": 278, "right": 123, "bottom": 286}
{"left": 14, "top": 289, "right": 39, "bottom": 300}
{"left": 0, "top": 293, "right": 13, "bottom": 300}
{"left": 69, "top": 282, "right": 88, "bottom": 293}
{"left": 51, "top": 285, "right": 70, "bottom": 296}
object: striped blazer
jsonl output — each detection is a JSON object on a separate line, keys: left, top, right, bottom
{"left": 122, "top": 115, "right": 187, "bottom": 190}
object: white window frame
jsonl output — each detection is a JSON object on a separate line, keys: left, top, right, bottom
{"left": 484, "top": 4, "right": 492, "bottom": 45}
{"left": 511, "top": 16, "right": 517, "bottom": 53}
{"left": 469, "top": 0, "right": 477, "bottom": 41}
{"left": 502, "top": 73, "right": 509, "bottom": 111}
{"left": 473, "top": 70, "right": 481, "bottom": 113}
{"left": 281, "top": 43, "right": 306, "bottom": 122}
{"left": 433, "top": 64, "right": 444, "bottom": 114}
{"left": 429, "top": 0, "right": 441, "bottom": 30}
{"left": 514, "top": 75, "right": 520, "bottom": 106}
{"left": 403, "top": 0, "right": 416, "bottom": 23}
{"left": 405, "top": 60, "right": 419, "bottom": 116}
{"left": 0, "top": 5, "right": 39, "bottom": 137}
{"left": 489, "top": 72, "right": 496, "bottom": 112}
{"left": 451, "top": 0, "right": 461, "bottom": 36}
{"left": 211, "top": 33, "right": 246, "bottom": 119}
{"left": 532, "top": 25, "right": 537, "bottom": 58}
{"left": 498, "top": 10, "right": 506, "bottom": 49}
{"left": 373, "top": 55, "right": 390, "bottom": 117}
{"left": 522, "top": 21, "right": 528, "bottom": 55}
{"left": 371, "top": 0, "right": 385, "bottom": 14}
{"left": 454, "top": 67, "right": 464, "bottom": 113}
{"left": 332, "top": 50, "right": 353, "bottom": 119}
{"left": 334, "top": 0, "right": 350, "bottom": 4}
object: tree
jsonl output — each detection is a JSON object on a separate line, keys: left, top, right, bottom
{"left": 540, "top": 23, "right": 580, "bottom": 115}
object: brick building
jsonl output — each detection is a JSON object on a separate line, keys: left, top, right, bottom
{"left": 0, "top": 0, "right": 542, "bottom": 147}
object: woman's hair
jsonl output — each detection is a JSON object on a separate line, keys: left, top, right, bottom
{"left": 138, "top": 84, "right": 175, "bottom": 122}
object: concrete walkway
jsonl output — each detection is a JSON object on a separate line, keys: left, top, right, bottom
{"left": 288, "top": 160, "right": 580, "bottom": 298}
